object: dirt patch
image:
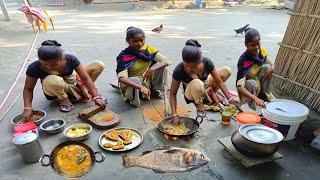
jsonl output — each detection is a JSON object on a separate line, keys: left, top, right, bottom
{"left": 143, "top": 104, "right": 191, "bottom": 125}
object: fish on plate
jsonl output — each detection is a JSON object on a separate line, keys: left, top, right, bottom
{"left": 122, "top": 147, "right": 211, "bottom": 173}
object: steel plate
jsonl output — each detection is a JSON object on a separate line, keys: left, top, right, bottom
{"left": 239, "top": 124, "right": 284, "bottom": 144}
{"left": 98, "top": 127, "right": 143, "bottom": 152}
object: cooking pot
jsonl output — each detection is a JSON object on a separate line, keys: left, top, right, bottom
{"left": 231, "top": 131, "right": 279, "bottom": 157}
{"left": 12, "top": 132, "right": 44, "bottom": 163}
{"left": 39, "top": 141, "right": 105, "bottom": 179}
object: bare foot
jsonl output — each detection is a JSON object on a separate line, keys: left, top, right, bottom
{"left": 59, "top": 98, "right": 74, "bottom": 112}
{"left": 195, "top": 103, "right": 206, "bottom": 117}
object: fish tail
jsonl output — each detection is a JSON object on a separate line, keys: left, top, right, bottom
{"left": 122, "top": 155, "right": 135, "bottom": 168}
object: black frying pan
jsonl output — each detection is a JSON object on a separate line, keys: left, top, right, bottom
{"left": 157, "top": 116, "right": 204, "bottom": 137}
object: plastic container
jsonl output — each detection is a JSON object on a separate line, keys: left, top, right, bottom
{"left": 195, "top": 0, "right": 203, "bottom": 7}
{"left": 311, "top": 136, "right": 320, "bottom": 150}
{"left": 236, "top": 112, "right": 261, "bottom": 128}
{"left": 261, "top": 99, "right": 309, "bottom": 141}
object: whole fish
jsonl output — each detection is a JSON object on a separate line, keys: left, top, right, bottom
{"left": 122, "top": 147, "right": 211, "bottom": 173}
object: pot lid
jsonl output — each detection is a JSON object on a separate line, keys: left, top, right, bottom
{"left": 265, "top": 99, "right": 309, "bottom": 118}
{"left": 236, "top": 112, "right": 261, "bottom": 124}
{"left": 239, "top": 124, "right": 284, "bottom": 144}
{"left": 12, "top": 132, "right": 37, "bottom": 145}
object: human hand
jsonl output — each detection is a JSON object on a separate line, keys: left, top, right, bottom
{"left": 263, "top": 69, "right": 273, "bottom": 80}
{"left": 254, "top": 97, "right": 265, "bottom": 107}
{"left": 94, "top": 98, "right": 107, "bottom": 109}
{"left": 22, "top": 109, "right": 33, "bottom": 122}
{"left": 171, "top": 114, "right": 180, "bottom": 125}
{"left": 140, "top": 86, "right": 151, "bottom": 99}
{"left": 144, "top": 68, "right": 154, "bottom": 81}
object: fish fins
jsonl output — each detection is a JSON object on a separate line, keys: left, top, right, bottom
{"left": 122, "top": 155, "right": 132, "bottom": 168}
{"left": 152, "top": 169, "right": 166, "bottom": 173}
{"left": 154, "top": 146, "right": 172, "bottom": 151}
{"left": 141, "top": 150, "right": 152, "bottom": 155}
{"left": 163, "top": 148, "right": 183, "bottom": 154}
{"left": 141, "top": 147, "right": 171, "bottom": 155}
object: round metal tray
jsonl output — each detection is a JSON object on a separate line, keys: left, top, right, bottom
{"left": 239, "top": 124, "right": 283, "bottom": 144}
{"left": 98, "top": 127, "right": 143, "bottom": 152}
{"left": 87, "top": 110, "right": 120, "bottom": 129}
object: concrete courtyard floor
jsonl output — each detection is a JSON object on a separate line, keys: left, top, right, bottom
{"left": 0, "top": 5, "right": 319, "bottom": 180}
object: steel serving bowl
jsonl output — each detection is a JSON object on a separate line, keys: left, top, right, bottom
{"left": 11, "top": 110, "right": 46, "bottom": 126}
{"left": 40, "top": 119, "right": 66, "bottom": 134}
{"left": 63, "top": 123, "right": 92, "bottom": 141}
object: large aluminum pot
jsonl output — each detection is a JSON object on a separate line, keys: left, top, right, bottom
{"left": 231, "top": 131, "right": 279, "bottom": 157}
{"left": 12, "top": 132, "right": 44, "bottom": 163}
{"left": 39, "top": 141, "right": 105, "bottom": 179}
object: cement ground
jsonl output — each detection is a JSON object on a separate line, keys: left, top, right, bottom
{"left": 0, "top": 5, "right": 319, "bottom": 180}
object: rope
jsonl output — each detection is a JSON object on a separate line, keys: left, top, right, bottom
{"left": 0, "top": 94, "right": 20, "bottom": 121}
{"left": 0, "top": 31, "right": 39, "bottom": 113}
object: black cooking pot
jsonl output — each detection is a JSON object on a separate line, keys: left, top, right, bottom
{"left": 39, "top": 141, "right": 105, "bottom": 179}
{"left": 231, "top": 131, "right": 279, "bottom": 157}
{"left": 157, "top": 116, "right": 204, "bottom": 137}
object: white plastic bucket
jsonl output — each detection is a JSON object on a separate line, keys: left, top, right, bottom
{"left": 261, "top": 99, "right": 309, "bottom": 141}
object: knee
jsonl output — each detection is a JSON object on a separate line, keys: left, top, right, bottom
{"left": 245, "top": 79, "right": 257, "bottom": 89}
{"left": 43, "top": 75, "right": 65, "bottom": 89}
{"left": 189, "top": 79, "right": 204, "bottom": 92}
{"left": 262, "top": 64, "right": 272, "bottom": 71}
{"left": 129, "top": 77, "right": 141, "bottom": 84}
{"left": 92, "top": 60, "right": 105, "bottom": 72}
{"left": 219, "top": 66, "right": 232, "bottom": 81}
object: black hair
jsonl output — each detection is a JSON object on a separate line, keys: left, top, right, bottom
{"left": 185, "top": 39, "right": 201, "bottom": 47}
{"left": 38, "top": 40, "right": 63, "bottom": 61}
{"left": 245, "top": 28, "right": 260, "bottom": 43}
{"left": 182, "top": 39, "right": 202, "bottom": 63}
{"left": 126, "top": 27, "right": 145, "bottom": 41}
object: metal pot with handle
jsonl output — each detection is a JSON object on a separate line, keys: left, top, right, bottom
{"left": 39, "top": 141, "right": 105, "bottom": 179}
{"left": 12, "top": 132, "right": 44, "bottom": 163}
{"left": 231, "top": 124, "right": 284, "bottom": 157}
{"left": 231, "top": 131, "right": 279, "bottom": 157}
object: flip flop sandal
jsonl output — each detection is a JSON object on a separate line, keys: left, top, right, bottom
{"left": 59, "top": 104, "right": 74, "bottom": 113}
{"left": 197, "top": 109, "right": 207, "bottom": 117}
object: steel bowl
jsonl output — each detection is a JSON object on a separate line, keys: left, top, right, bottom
{"left": 40, "top": 119, "right": 66, "bottom": 134}
{"left": 11, "top": 110, "right": 46, "bottom": 126}
{"left": 231, "top": 131, "right": 279, "bottom": 157}
{"left": 63, "top": 123, "right": 92, "bottom": 141}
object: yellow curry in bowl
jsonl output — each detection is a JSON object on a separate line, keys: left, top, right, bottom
{"left": 65, "top": 124, "right": 91, "bottom": 138}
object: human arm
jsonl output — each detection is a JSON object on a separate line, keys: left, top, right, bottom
{"left": 75, "top": 65, "right": 106, "bottom": 108}
{"left": 169, "top": 78, "right": 181, "bottom": 124}
{"left": 210, "top": 69, "right": 235, "bottom": 104}
{"left": 118, "top": 75, "right": 150, "bottom": 99}
{"left": 237, "top": 77, "right": 265, "bottom": 106}
{"left": 22, "top": 76, "right": 37, "bottom": 121}
{"left": 144, "top": 52, "right": 172, "bottom": 81}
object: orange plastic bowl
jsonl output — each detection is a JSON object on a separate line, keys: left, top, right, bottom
{"left": 236, "top": 112, "right": 261, "bottom": 127}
